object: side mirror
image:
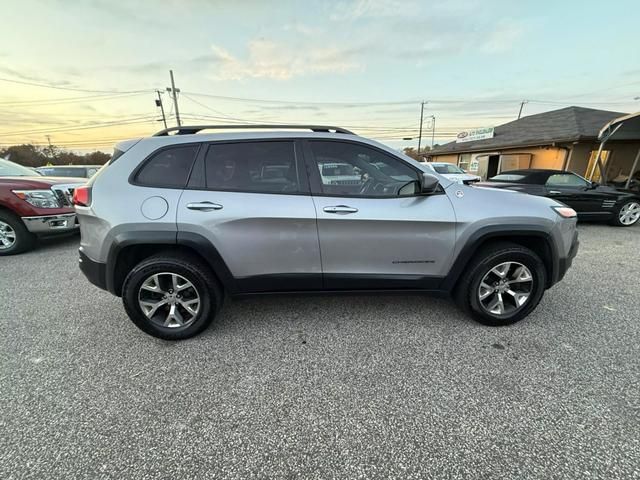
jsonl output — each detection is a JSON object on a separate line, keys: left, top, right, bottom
{"left": 420, "top": 172, "right": 440, "bottom": 194}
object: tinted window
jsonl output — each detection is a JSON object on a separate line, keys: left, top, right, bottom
{"left": 135, "top": 145, "right": 199, "bottom": 188}
{"left": 546, "top": 173, "right": 589, "bottom": 187}
{"left": 309, "top": 141, "right": 419, "bottom": 197}
{"left": 204, "top": 141, "right": 299, "bottom": 193}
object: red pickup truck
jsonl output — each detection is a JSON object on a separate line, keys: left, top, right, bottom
{"left": 0, "top": 158, "right": 86, "bottom": 255}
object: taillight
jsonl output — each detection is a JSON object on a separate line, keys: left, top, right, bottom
{"left": 73, "top": 186, "right": 92, "bottom": 207}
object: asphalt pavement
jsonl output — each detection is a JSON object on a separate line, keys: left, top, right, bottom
{"left": 1, "top": 224, "right": 639, "bottom": 479}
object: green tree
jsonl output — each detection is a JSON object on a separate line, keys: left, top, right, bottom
{"left": 0, "top": 144, "right": 47, "bottom": 167}
{"left": 1, "top": 144, "right": 111, "bottom": 167}
{"left": 402, "top": 147, "right": 429, "bottom": 161}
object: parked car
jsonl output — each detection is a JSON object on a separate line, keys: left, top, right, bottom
{"left": 0, "top": 158, "right": 84, "bottom": 255}
{"left": 75, "top": 125, "right": 579, "bottom": 340}
{"left": 424, "top": 162, "right": 481, "bottom": 184}
{"left": 477, "top": 169, "right": 640, "bottom": 227}
{"left": 36, "top": 165, "right": 101, "bottom": 179}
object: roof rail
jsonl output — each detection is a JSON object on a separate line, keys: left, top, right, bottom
{"left": 153, "top": 124, "right": 355, "bottom": 136}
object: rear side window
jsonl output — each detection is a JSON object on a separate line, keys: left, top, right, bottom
{"left": 135, "top": 145, "right": 199, "bottom": 188}
{"left": 204, "top": 141, "right": 299, "bottom": 193}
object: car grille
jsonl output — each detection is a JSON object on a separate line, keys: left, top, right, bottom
{"left": 51, "top": 184, "right": 80, "bottom": 207}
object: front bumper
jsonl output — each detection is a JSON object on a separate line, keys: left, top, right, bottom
{"left": 22, "top": 213, "right": 79, "bottom": 234}
{"left": 555, "top": 231, "right": 579, "bottom": 285}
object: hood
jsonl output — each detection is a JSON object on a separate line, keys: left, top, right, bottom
{"left": 441, "top": 173, "right": 481, "bottom": 182}
{"left": 0, "top": 175, "right": 86, "bottom": 188}
{"left": 474, "top": 181, "right": 521, "bottom": 189}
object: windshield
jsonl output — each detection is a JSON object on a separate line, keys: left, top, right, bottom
{"left": 490, "top": 173, "right": 527, "bottom": 182}
{"left": 0, "top": 158, "right": 38, "bottom": 177}
{"left": 432, "top": 164, "right": 465, "bottom": 174}
{"left": 37, "top": 167, "right": 85, "bottom": 177}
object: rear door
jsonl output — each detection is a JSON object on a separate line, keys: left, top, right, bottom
{"left": 177, "top": 140, "right": 322, "bottom": 292}
{"left": 303, "top": 140, "right": 456, "bottom": 289}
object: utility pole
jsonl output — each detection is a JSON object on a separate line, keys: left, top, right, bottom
{"left": 517, "top": 100, "right": 528, "bottom": 120}
{"left": 45, "top": 135, "right": 56, "bottom": 162}
{"left": 155, "top": 90, "right": 167, "bottom": 129}
{"left": 417, "top": 101, "right": 426, "bottom": 154}
{"left": 167, "top": 70, "right": 181, "bottom": 127}
{"left": 430, "top": 115, "right": 436, "bottom": 149}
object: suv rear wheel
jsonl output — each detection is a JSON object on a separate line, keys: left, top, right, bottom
{"left": 455, "top": 242, "right": 546, "bottom": 326}
{"left": 122, "top": 253, "right": 223, "bottom": 340}
{"left": 0, "top": 210, "right": 36, "bottom": 256}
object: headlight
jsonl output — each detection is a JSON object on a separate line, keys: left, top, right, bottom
{"left": 12, "top": 189, "right": 61, "bottom": 208}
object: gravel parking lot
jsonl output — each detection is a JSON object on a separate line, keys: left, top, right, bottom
{"left": 1, "top": 224, "right": 639, "bottom": 479}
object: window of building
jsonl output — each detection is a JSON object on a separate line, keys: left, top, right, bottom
{"left": 458, "top": 153, "right": 471, "bottom": 171}
{"left": 204, "top": 141, "right": 299, "bottom": 193}
{"left": 135, "top": 145, "right": 199, "bottom": 188}
{"left": 585, "top": 150, "right": 611, "bottom": 182}
{"left": 309, "top": 141, "right": 419, "bottom": 197}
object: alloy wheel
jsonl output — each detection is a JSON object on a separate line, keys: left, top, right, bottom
{"left": 478, "top": 262, "right": 534, "bottom": 316}
{"left": 0, "top": 221, "right": 16, "bottom": 250}
{"left": 138, "top": 272, "right": 201, "bottom": 329}
{"left": 619, "top": 201, "right": 640, "bottom": 226}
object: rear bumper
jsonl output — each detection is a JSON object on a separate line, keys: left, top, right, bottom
{"left": 22, "top": 213, "right": 78, "bottom": 234}
{"left": 79, "top": 249, "right": 108, "bottom": 291}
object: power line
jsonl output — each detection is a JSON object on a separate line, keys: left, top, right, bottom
{"left": 0, "top": 76, "right": 153, "bottom": 94}
{"left": 0, "top": 92, "right": 147, "bottom": 107}
{"left": 0, "top": 116, "right": 158, "bottom": 137}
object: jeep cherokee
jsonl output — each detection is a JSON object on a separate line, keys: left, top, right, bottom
{"left": 74, "top": 125, "right": 579, "bottom": 340}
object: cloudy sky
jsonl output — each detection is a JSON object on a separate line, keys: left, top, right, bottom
{"left": 1, "top": 0, "right": 639, "bottom": 152}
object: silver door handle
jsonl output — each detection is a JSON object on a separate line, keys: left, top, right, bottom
{"left": 323, "top": 205, "right": 358, "bottom": 214}
{"left": 187, "top": 201, "right": 223, "bottom": 211}
{"left": 548, "top": 190, "right": 562, "bottom": 195}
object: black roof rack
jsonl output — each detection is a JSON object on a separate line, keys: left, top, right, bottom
{"left": 153, "top": 124, "right": 355, "bottom": 136}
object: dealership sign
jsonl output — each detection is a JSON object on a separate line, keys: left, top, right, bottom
{"left": 456, "top": 127, "right": 494, "bottom": 143}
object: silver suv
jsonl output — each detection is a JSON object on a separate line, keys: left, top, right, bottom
{"left": 75, "top": 125, "right": 579, "bottom": 340}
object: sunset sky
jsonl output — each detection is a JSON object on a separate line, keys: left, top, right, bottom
{"left": 1, "top": 0, "right": 639, "bottom": 153}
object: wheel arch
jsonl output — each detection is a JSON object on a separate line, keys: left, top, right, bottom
{"left": 442, "top": 225, "right": 558, "bottom": 292}
{"left": 106, "top": 231, "right": 236, "bottom": 296}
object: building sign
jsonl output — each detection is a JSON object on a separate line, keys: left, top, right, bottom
{"left": 456, "top": 127, "right": 494, "bottom": 143}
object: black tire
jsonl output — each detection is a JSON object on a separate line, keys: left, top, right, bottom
{"left": 455, "top": 242, "right": 547, "bottom": 326}
{"left": 0, "top": 210, "right": 36, "bottom": 256}
{"left": 609, "top": 200, "right": 640, "bottom": 227}
{"left": 122, "top": 253, "right": 223, "bottom": 340}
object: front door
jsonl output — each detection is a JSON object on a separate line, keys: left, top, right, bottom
{"left": 303, "top": 140, "right": 457, "bottom": 289}
{"left": 544, "top": 172, "right": 610, "bottom": 216}
{"left": 177, "top": 140, "right": 322, "bottom": 292}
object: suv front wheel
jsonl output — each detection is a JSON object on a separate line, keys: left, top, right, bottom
{"left": 455, "top": 242, "right": 547, "bottom": 326}
{"left": 122, "top": 253, "right": 222, "bottom": 340}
